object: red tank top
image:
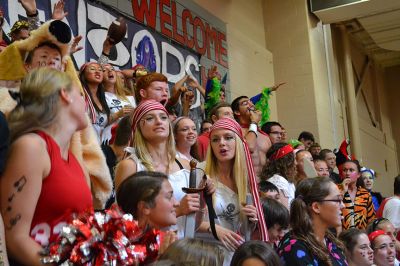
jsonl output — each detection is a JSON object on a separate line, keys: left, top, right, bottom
{"left": 30, "top": 131, "right": 93, "bottom": 246}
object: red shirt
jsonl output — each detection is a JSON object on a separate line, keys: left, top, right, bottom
{"left": 30, "top": 131, "right": 93, "bottom": 246}
{"left": 197, "top": 132, "right": 210, "bottom": 161}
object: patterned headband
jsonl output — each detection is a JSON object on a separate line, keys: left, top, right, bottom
{"left": 269, "top": 144, "right": 294, "bottom": 161}
{"left": 79, "top": 62, "right": 101, "bottom": 74}
{"left": 210, "top": 117, "right": 243, "bottom": 140}
{"left": 361, "top": 167, "right": 376, "bottom": 178}
{"left": 210, "top": 118, "right": 269, "bottom": 241}
{"left": 131, "top": 100, "right": 168, "bottom": 133}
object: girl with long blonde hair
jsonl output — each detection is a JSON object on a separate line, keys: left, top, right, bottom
{"left": 197, "top": 118, "right": 268, "bottom": 265}
{"left": 115, "top": 100, "right": 213, "bottom": 239}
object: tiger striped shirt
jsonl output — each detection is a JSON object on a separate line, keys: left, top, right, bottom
{"left": 341, "top": 187, "right": 375, "bottom": 230}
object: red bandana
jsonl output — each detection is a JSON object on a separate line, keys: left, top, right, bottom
{"left": 269, "top": 144, "right": 294, "bottom": 161}
{"left": 368, "top": 230, "right": 386, "bottom": 242}
{"left": 131, "top": 100, "right": 168, "bottom": 132}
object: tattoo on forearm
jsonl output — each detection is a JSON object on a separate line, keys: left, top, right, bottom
{"left": 6, "top": 176, "right": 27, "bottom": 212}
{"left": 4, "top": 176, "right": 26, "bottom": 230}
{"left": 5, "top": 214, "right": 21, "bottom": 230}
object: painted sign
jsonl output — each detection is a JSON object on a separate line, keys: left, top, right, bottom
{"left": 1, "top": 0, "right": 229, "bottom": 126}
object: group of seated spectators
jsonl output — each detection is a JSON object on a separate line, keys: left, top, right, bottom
{"left": 0, "top": 1, "right": 400, "bottom": 265}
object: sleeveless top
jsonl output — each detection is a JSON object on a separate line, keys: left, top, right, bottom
{"left": 195, "top": 181, "right": 240, "bottom": 266}
{"left": 30, "top": 131, "right": 93, "bottom": 246}
{"left": 128, "top": 151, "right": 191, "bottom": 238}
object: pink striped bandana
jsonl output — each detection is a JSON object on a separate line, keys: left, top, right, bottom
{"left": 210, "top": 118, "right": 269, "bottom": 241}
{"left": 131, "top": 99, "right": 168, "bottom": 132}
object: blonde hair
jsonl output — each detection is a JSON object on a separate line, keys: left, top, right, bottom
{"left": 8, "top": 68, "right": 72, "bottom": 142}
{"left": 115, "top": 73, "right": 131, "bottom": 102}
{"left": 205, "top": 134, "right": 248, "bottom": 206}
{"left": 133, "top": 120, "right": 176, "bottom": 172}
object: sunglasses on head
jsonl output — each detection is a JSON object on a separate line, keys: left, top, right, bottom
{"left": 372, "top": 218, "right": 389, "bottom": 231}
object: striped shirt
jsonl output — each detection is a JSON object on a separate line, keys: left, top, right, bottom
{"left": 342, "top": 187, "right": 375, "bottom": 230}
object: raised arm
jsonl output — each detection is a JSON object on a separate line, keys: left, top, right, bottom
{"left": 97, "top": 37, "right": 115, "bottom": 65}
{"left": 187, "top": 76, "right": 205, "bottom": 97}
{"left": 52, "top": 0, "right": 68, "bottom": 20}
{"left": 169, "top": 75, "right": 189, "bottom": 106}
{"left": 244, "top": 109, "right": 261, "bottom": 154}
{"left": 18, "top": 0, "right": 40, "bottom": 30}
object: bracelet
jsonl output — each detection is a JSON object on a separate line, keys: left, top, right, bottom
{"left": 27, "top": 10, "right": 39, "bottom": 17}
{"left": 102, "top": 51, "right": 110, "bottom": 57}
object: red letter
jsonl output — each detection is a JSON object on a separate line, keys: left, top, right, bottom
{"left": 171, "top": 1, "right": 185, "bottom": 45}
{"left": 200, "top": 66, "right": 208, "bottom": 88}
{"left": 193, "top": 16, "right": 206, "bottom": 55}
{"left": 159, "top": 0, "right": 172, "bottom": 38}
{"left": 217, "top": 31, "right": 228, "bottom": 68}
{"left": 132, "top": 0, "right": 157, "bottom": 29}
{"left": 205, "top": 23, "right": 218, "bottom": 61}
{"left": 182, "top": 9, "right": 194, "bottom": 49}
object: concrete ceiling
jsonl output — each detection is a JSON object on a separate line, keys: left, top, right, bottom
{"left": 312, "top": 0, "right": 400, "bottom": 67}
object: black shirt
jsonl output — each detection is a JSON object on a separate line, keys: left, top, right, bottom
{"left": 330, "top": 171, "right": 342, "bottom": 184}
{"left": 101, "top": 144, "right": 117, "bottom": 209}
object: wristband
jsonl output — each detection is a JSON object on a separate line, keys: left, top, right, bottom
{"left": 249, "top": 123, "right": 258, "bottom": 137}
{"left": 102, "top": 51, "right": 110, "bottom": 57}
{"left": 27, "top": 10, "right": 39, "bottom": 17}
{"left": 249, "top": 123, "right": 258, "bottom": 132}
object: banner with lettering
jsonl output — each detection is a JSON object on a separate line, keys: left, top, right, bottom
{"left": 1, "top": 0, "right": 229, "bottom": 125}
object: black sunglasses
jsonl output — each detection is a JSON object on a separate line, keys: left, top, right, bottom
{"left": 372, "top": 218, "right": 389, "bottom": 231}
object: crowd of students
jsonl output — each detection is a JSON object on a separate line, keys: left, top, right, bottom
{"left": 1, "top": 1, "right": 400, "bottom": 265}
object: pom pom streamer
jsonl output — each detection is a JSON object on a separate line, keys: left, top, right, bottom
{"left": 40, "top": 207, "right": 161, "bottom": 265}
{"left": 204, "top": 77, "right": 222, "bottom": 116}
{"left": 251, "top": 87, "right": 271, "bottom": 126}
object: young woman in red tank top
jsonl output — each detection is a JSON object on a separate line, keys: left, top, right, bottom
{"left": 1, "top": 68, "right": 93, "bottom": 265}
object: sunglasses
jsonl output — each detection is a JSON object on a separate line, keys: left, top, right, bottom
{"left": 372, "top": 218, "right": 389, "bottom": 231}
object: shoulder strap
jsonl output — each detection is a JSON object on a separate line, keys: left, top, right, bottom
{"left": 175, "top": 158, "right": 184, "bottom": 170}
{"left": 204, "top": 191, "right": 219, "bottom": 240}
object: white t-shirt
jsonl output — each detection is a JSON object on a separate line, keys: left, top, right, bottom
{"left": 195, "top": 181, "right": 240, "bottom": 266}
{"left": 105, "top": 92, "right": 136, "bottom": 113}
{"left": 102, "top": 92, "right": 136, "bottom": 144}
{"left": 128, "top": 153, "right": 193, "bottom": 239}
{"left": 383, "top": 196, "right": 400, "bottom": 229}
{"left": 88, "top": 109, "right": 107, "bottom": 143}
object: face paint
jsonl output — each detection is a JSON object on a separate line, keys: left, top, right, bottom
{"left": 349, "top": 172, "right": 359, "bottom": 182}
